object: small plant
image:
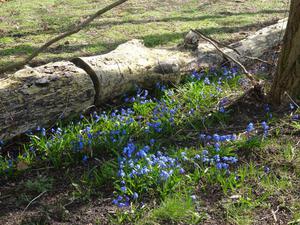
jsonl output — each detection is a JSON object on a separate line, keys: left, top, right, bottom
{"left": 24, "top": 176, "right": 53, "bottom": 193}
{"left": 139, "top": 195, "right": 202, "bottom": 225}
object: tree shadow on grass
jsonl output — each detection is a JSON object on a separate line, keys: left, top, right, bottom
{"left": 90, "top": 9, "right": 287, "bottom": 29}
{"left": 0, "top": 17, "right": 280, "bottom": 58}
{"left": 0, "top": 16, "right": 281, "bottom": 76}
{"left": 0, "top": 9, "right": 286, "bottom": 40}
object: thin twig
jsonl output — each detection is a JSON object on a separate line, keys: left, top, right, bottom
{"left": 194, "top": 29, "right": 241, "bottom": 55}
{"left": 191, "top": 29, "right": 259, "bottom": 85}
{"left": 0, "top": 0, "right": 128, "bottom": 74}
{"left": 244, "top": 56, "right": 274, "bottom": 66}
{"left": 194, "top": 29, "right": 274, "bottom": 66}
{"left": 271, "top": 205, "right": 280, "bottom": 223}
{"left": 21, "top": 191, "right": 47, "bottom": 216}
{"left": 285, "top": 91, "right": 300, "bottom": 108}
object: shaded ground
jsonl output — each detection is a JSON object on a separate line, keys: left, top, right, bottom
{"left": 0, "top": 0, "right": 288, "bottom": 71}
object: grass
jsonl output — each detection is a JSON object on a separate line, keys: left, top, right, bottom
{"left": 0, "top": 65, "right": 299, "bottom": 224}
{"left": 138, "top": 195, "right": 202, "bottom": 225}
{"left": 0, "top": 0, "right": 288, "bottom": 70}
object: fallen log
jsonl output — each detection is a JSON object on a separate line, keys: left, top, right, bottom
{"left": 0, "top": 19, "right": 287, "bottom": 141}
{"left": 73, "top": 39, "right": 194, "bottom": 105}
{"left": 0, "top": 61, "right": 95, "bottom": 140}
{"left": 193, "top": 18, "right": 288, "bottom": 66}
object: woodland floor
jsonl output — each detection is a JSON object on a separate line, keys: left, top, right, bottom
{"left": 1, "top": 1, "right": 299, "bottom": 225}
{"left": 1, "top": 45, "right": 300, "bottom": 224}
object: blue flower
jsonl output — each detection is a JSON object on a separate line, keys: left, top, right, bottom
{"left": 133, "top": 192, "right": 139, "bottom": 200}
{"left": 118, "top": 170, "right": 125, "bottom": 177}
{"left": 219, "top": 107, "right": 225, "bottom": 113}
{"left": 179, "top": 168, "right": 185, "bottom": 174}
{"left": 121, "top": 186, "right": 127, "bottom": 192}
{"left": 204, "top": 77, "right": 210, "bottom": 85}
{"left": 123, "top": 142, "right": 136, "bottom": 158}
{"left": 190, "top": 195, "right": 197, "bottom": 201}
{"left": 7, "top": 159, "right": 13, "bottom": 168}
{"left": 292, "top": 114, "right": 299, "bottom": 121}
{"left": 41, "top": 128, "right": 46, "bottom": 136}
{"left": 261, "top": 121, "right": 268, "bottom": 130}
{"left": 214, "top": 155, "right": 220, "bottom": 162}
{"left": 56, "top": 127, "right": 62, "bottom": 135}
{"left": 261, "top": 121, "right": 269, "bottom": 136}
{"left": 191, "top": 70, "right": 202, "bottom": 80}
{"left": 112, "top": 199, "right": 118, "bottom": 205}
{"left": 82, "top": 155, "right": 88, "bottom": 163}
{"left": 140, "top": 166, "right": 150, "bottom": 175}
{"left": 228, "top": 157, "right": 238, "bottom": 164}
{"left": 202, "top": 150, "right": 208, "bottom": 155}
{"left": 264, "top": 166, "right": 270, "bottom": 173}
{"left": 214, "top": 143, "right": 220, "bottom": 151}
{"left": 246, "top": 122, "right": 254, "bottom": 132}
{"left": 199, "top": 134, "right": 206, "bottom": 140}
{"left": 222, "top": 163, "right": 229, "bottom": 170}
{"left": 160, "top": 170, "right": 170, "bottom": 180}
{"left": 264, "top": 104, "right": 270, "bottom": 113}
{"left": 216, "top": 162, "right": 223, "bottom": 170}
{"left": 194, "top": 154, "right": 201, "bottom": 160}
{"left": 118, "top": 202, "right": 128, "bottom": 208}
{"left": 213, "top": 134, "right": 220, "bottom": 142}
{"left": 216, "top": 86, "right": 222, "bottom": 93}
{"left": 136, "top": 150, "right": 147, "bottom": 158}
{"left": 150, "top": 139, "right": 155, "bottom": 146}
{"left": 74, "top": 141, "right": 84, "bottom": 152}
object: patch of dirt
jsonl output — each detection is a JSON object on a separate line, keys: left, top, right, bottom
{"left": 0, "top": 166, "right": 116, "bottom": 225}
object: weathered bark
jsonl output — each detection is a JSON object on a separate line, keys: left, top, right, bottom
{"left": 0, "top": 61, "right": 95, "bottom": 140}
{"left": 269, "top": 1, "right": 300, "bottom": 105}
{"left": 73, "top": 39, "right": 194, "bottom": 105}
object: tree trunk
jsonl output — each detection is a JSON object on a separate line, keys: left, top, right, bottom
{"left": 269, "top": 0, "right": 300, "bottom": 105}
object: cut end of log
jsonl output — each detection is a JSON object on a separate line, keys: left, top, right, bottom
{"left": 72, "top": 57, "right": 100, "bottom": 105}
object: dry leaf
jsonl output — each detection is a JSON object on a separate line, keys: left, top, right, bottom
{"left": 17, "top": 161, "right": 29, "bottom": 171}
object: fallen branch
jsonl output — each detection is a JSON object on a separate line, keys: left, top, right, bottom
{"left": 191, "top": 29, "right": 259, "bottom": 85}
{"left": 0, "top": 0, "right": 128, "bottom": 74}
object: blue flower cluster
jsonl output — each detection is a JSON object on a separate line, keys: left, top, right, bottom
{"left": 124, "top": 88, "right": 152, "bottom": 104}
{"left": 292, "top": 114, "right": 300, "bottom": 121}
{"left": 113, "top": 141, "right": 187, "bottom": 207}
{"left": 198, "top": 132, "right": 238, "bottom": 171}
{"left": 199, "top": 133, "right": 237, "bottom": 143}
